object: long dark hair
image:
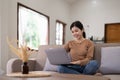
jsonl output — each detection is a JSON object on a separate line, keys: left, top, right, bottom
{"left": 70, "top": 21, "right": 86, "bottom": 38}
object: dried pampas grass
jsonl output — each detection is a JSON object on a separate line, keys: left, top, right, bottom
{"left": 7, "top": 37, "right": 32, "bottom": 62}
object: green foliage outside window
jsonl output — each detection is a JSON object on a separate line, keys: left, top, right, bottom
{"left": 23, "top": 14, "right": 40, "bottom": 50}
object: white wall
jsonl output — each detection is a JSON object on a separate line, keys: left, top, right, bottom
{"left": 0, "top": 0, "right": 70, "bottom": 71}
{"left": 0, "top": 0, "right": 2, "bottom": 68}
{"left": 0, "top": 0, "right": 9, "bottom": 71}
{"left": 70, "top": 0, "right": 120, "bottom": 40}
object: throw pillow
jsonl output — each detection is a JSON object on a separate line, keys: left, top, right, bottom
{"left": 43, "top": 58, "right": 58, "bottom": 72}
{"left": 100, "top": 46, "right": 120, "bottom": 74}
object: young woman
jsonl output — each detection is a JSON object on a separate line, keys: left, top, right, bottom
{"left": 57, "top": 21, "right": 99, "bottom": 75}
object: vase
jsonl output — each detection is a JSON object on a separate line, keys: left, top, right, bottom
{"left": 21, "top": 62, "right": 29, "bottom": 74}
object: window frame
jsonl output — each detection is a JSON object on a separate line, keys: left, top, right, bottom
{"left": 56, "top": 20, "right": 66, "bottom": 45}
{"left": 17, "top": 3, "right": 50, "bottom": 49}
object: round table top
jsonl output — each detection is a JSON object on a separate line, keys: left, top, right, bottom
{"left": 6, "top": 71, "right": 51, "bottom": 78}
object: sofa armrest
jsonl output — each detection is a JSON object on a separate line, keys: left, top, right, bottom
{"left": 6, "top": 58, "right": 36, "bottom": 74}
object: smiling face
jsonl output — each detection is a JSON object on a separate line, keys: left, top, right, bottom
{"left": 71, "top": 26, "right": 84, "bottom": 40}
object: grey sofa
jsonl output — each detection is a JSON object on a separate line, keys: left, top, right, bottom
{"left": 7, "top": 43, "right": 120, "bottom": 80}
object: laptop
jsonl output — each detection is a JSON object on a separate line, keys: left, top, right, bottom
{"left": 45, "top": 47, "right": 72, "bottom": 65}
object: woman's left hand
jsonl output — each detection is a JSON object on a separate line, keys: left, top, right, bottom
{"left": 70, "top": 60, "right": 81, "bottom": 65}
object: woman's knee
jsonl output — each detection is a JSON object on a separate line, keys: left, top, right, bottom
{"left": 83, "top": 60, "right": 99, "bottom": 74}
{"left": 89, "top": 60, "right": 99, "bottom": 67}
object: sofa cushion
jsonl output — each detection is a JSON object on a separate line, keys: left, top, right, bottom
{"left": 43, "top": 58, "right": 58, "bottom": 72}
{"left": 100, "top": 46, "right": 120, "bottom": 74}
{"left": 94, "top": 43, "right": 120, "bottom": 65}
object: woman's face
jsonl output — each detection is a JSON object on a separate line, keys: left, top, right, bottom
{"left": 71, "top": 26, "right": 83, "bottom": 40}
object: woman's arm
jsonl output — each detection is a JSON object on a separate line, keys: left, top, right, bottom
{"left": 80, "top": 41, "right": 94, "bottom": 65}
{"left": 63, "top": 41, "right": 70, "bottom": 52}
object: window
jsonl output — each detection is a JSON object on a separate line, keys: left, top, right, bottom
{"left": 18, "top": 3, "right": 49, "bottom": 50}
{"left": 56, "top": 20, "right": 66, "bottom": 45}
